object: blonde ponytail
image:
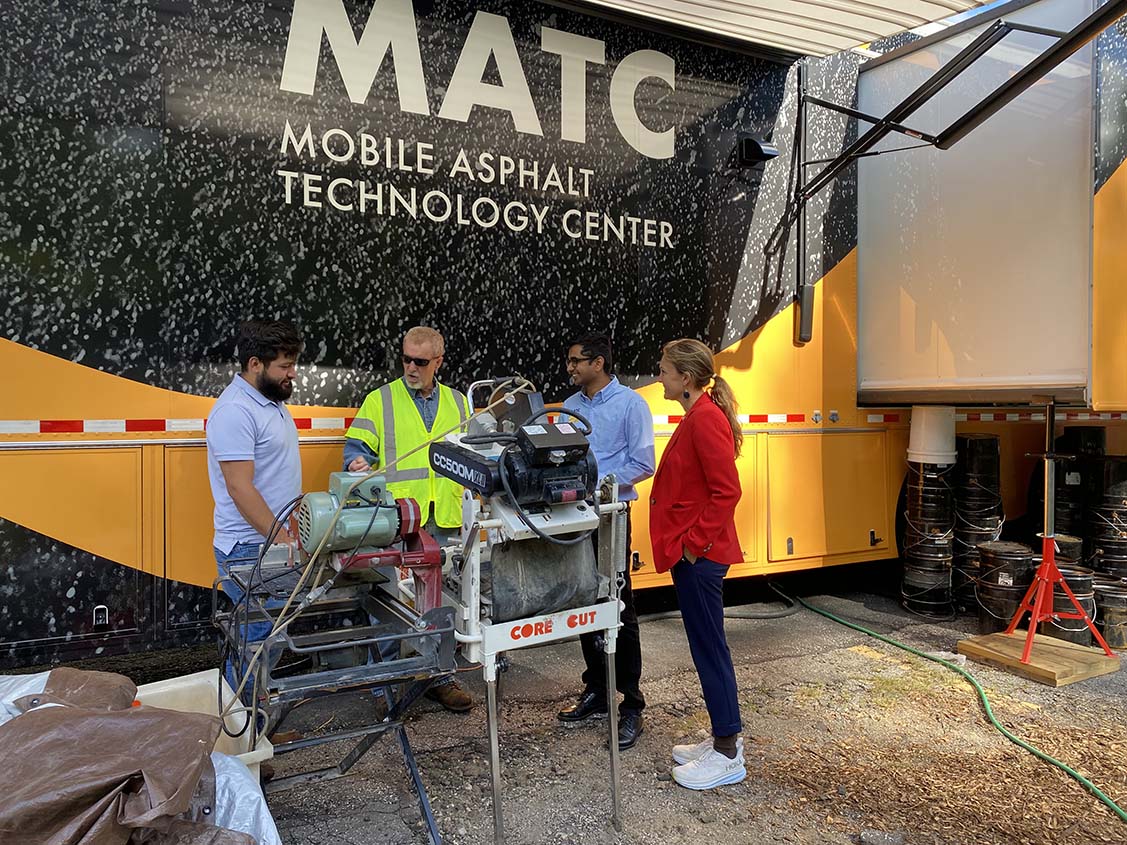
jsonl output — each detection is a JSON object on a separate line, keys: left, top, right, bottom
{"left": 661, "top": 338, "right": 742, "bottom": 457}
{"left": 709, "top": 375, "right": 743, "bottom": 457}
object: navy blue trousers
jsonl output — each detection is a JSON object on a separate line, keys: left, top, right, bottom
{"left": 671, "top": 557, "right": 742, "bottom": 737}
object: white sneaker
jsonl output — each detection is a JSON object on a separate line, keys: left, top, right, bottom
{"left": 671, "top": 737, "right": 745, "bottom": 766}
{"left": 671, "top": 748, "right": 746, "bottom": 790}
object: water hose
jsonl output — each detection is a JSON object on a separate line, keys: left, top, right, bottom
{"left": 774, "top": 584, "right": 1127, "bottom": 823}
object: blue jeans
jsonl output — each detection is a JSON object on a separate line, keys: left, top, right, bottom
{"left": 370, "top": 518, "right": 457, "bottom": 687}
{"left": 215, "top": 542, "right": 286, "bottom": 699}
{"left": 672, "top": 557, "right": 742, "bottom": 737}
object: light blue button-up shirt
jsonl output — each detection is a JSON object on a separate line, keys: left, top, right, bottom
{"left": 206, "top": 374, "right": 302, "bottom": 553}
{"left": 563, "top": 377, "right": 655, "bottom": 502}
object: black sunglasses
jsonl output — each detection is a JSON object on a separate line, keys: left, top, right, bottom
{"left": 402, "top": 354, "right": 435, "bottom": 367}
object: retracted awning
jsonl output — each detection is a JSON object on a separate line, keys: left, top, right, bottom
{"left": 573, "top": 0, "right": 989, "bottom": 56}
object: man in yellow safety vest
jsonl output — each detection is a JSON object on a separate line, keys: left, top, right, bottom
{"left": 344, "top": 326, "right": 473, "bottom": 712}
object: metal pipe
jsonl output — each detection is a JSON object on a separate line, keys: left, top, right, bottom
{"left": 606, "top": 650, "right": 621, "bottom": 832}
{"left": 1043, "top": 400, "right": 1056, "bottom": 539}
{"left": 486, "top": 670, "right": 505, "bottom": 845}
{"left": 794, "top": 59, "right": 814, "bottom": 345}
{"left": 605, "top": 503, "right": 624, "bottom": 832}
{"left": 803, "top": 94, "right": 937, "bottom": 142}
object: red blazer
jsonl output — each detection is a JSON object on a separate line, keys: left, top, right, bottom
{"left": 648, "top": 394, "right": 743, "bottom": 572}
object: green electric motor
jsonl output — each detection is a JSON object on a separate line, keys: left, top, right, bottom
{"left": 296, "top": 472, "right": 402, "bottom": 553}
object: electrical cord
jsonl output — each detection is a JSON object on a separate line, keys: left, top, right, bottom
{"left": 489, "top": 404, "right": 598, "bottom": 547}
{"left": 773, "top": 583, "right": 1127, "bottom": 824}
{"left": 461, "top": 432, "right": 518, "bottom": 446}
{"left": 637, "top": 584, "right": 800, "bottom": 623}
{"left": 498, "top": 442, "right": 595, "bottom": 546}
{"left": 239, "top": 496, "right": 303, "bottom": 659}
{"left": 220, "top": 493, "right": 303, "bottom": 738}
{"left": 524, "top": 405, "right": 592, "bottom": 435}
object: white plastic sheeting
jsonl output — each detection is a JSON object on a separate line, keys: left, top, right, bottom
{"left": 212, "top": 752, "right": 283, "bottom": 845}
{"left": 577, "top": 0, "right": 987, "bottom": 56}
{"left": 0, "top": 671, "right": 49, "bottom": 727}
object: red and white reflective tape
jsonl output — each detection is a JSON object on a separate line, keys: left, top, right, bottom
{"left": 652, "top": 413, "right": 805, "bottom": 425}
{"left": 9, "top": 410, "right": 1121, "bottom": 437}
{"left": 956, "top": 412, "right": 1042, "bottom": 422}
{"left": 3, "top": 412, "right": 810, "bottom": 434}
{"left": 0, "top": 417, "right": 353, "bottom": 435}
{"left": 1064, "top": 412, "right": 1123, "bottom": 421}
{"left": 952, "top": 411, "right": 1124, "bottom": 422}
{"left": 548, "top": 413, "right": 806, "bottom": 426}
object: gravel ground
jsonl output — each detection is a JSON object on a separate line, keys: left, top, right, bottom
{"left": 27, "top": 568, "right": 1127, "bottom": 844}
{"left": 258, "top": 575, "right": 1127, "bottom": 845}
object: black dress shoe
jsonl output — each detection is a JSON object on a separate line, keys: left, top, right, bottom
{"left": 558, "top": 689, "right": 609, "bottom": 723}
{"left": 617, "top": 712, "right": 644, "bottom": 750}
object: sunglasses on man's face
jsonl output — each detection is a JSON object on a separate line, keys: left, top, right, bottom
{"left": 402, "top": 354, "right": 434, "bottom": 368}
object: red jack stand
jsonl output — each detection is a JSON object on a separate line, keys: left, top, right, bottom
{"left": 1005, "top": 533, "right": 1114, "bottom": 663}
{"left": 1004, "top": 398, "right": 1115, "bottom": 664}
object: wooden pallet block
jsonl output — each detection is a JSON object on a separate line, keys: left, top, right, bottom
{"left": 956, "top": 630, "right": 1121, "bottom": 686}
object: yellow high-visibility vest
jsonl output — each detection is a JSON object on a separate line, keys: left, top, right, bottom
{"left": 346, "top": 379, "right": 469, "bottom": 528}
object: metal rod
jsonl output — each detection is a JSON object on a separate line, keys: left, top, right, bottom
{"left": 486, "top": 670, "right": 505, "bottom": 845}
{"left": 802, "top": 95, "right": 937, "bottom": 142}
{"left": 1043, "top": 400, "right": 1056, "bottom": 539}
{"left": 606, "top": 647, "right": 620, "bottom": 827}
{"left": 794, "top": 59, "right": 813, "bottom": 345}
{"left": 1003, "top": 22, "right": 1068, "bottom": 39}
{"left": 271, "top": 721, "right": 397, "bottom": 754}
{"left": 936, "top": 0, "right": 1127, "bottom": 148}
{"left": 398, "top": 725, "right": 444, "bottom": 845}
{"left": 802, "top": 143, "right": 933, "bottom": 166}
{"left": 605, "top": 506, "right": 623, "bottom": 832}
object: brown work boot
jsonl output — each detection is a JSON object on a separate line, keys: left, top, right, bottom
{"left": 425, "top": 679, "right": 474, "bottom": 713}
{"left": 268, "top": 728, "right": 303, "bottom": 745}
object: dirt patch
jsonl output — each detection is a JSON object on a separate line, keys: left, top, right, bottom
{"left": 268, "top": 628, "right": 1127, "bottom": 845}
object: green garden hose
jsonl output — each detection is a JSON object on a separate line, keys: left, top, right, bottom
{"left": 774, "top": 585, "right": 1127, "bottom": 824}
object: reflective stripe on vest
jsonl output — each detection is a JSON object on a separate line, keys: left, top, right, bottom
{"left": 376, "top": 381, "right": 470, "bottom": 528}
{"left": 348, "top": 416, "right": 378, "bottom": 437}
{"left": 378, "top": 383, "right": 429, "bottom": 483}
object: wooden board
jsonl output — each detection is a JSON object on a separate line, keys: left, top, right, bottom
{"left": 956, "top": 630, "right": 1121, "bottom": 687}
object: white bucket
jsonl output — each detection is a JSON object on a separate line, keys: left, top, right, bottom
{"left": 135, "top": 670, "right": 273, "bottom": 779}
{"left": 907, "top": 406, "right": 957, "bottom": 466}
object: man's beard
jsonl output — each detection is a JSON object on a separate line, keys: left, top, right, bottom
{"left": 257, "top": 371, "right": 293, "bottom": 401}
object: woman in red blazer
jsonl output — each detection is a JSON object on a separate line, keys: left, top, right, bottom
{"left": 650, "top": 338, "right": 745, "bottom": 791}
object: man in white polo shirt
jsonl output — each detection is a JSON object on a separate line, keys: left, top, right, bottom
{"left": 206, "top": 319, "right": 303, "bottom": 688}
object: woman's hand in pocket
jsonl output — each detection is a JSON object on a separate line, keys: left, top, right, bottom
{"left": 682, "top": 546, "right": 697, "bottom": 563}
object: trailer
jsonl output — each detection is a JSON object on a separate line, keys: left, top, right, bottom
{"left": 2, "top": 0, "right": 1125, "bottom": 667}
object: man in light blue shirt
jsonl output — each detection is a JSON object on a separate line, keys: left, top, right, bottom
{"left": 557, "top": 334, "right": 655, "bottom": 751}
{"left": 206, "top": 319, "right": 303, "bottom": 690}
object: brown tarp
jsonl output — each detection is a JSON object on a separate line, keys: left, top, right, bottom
{"left": 0, "top": 669, "right": 254, "bottom": 845}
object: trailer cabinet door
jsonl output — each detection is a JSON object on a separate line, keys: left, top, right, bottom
{"left": 766, "top": 432, "right": 890, "bottom": 561}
